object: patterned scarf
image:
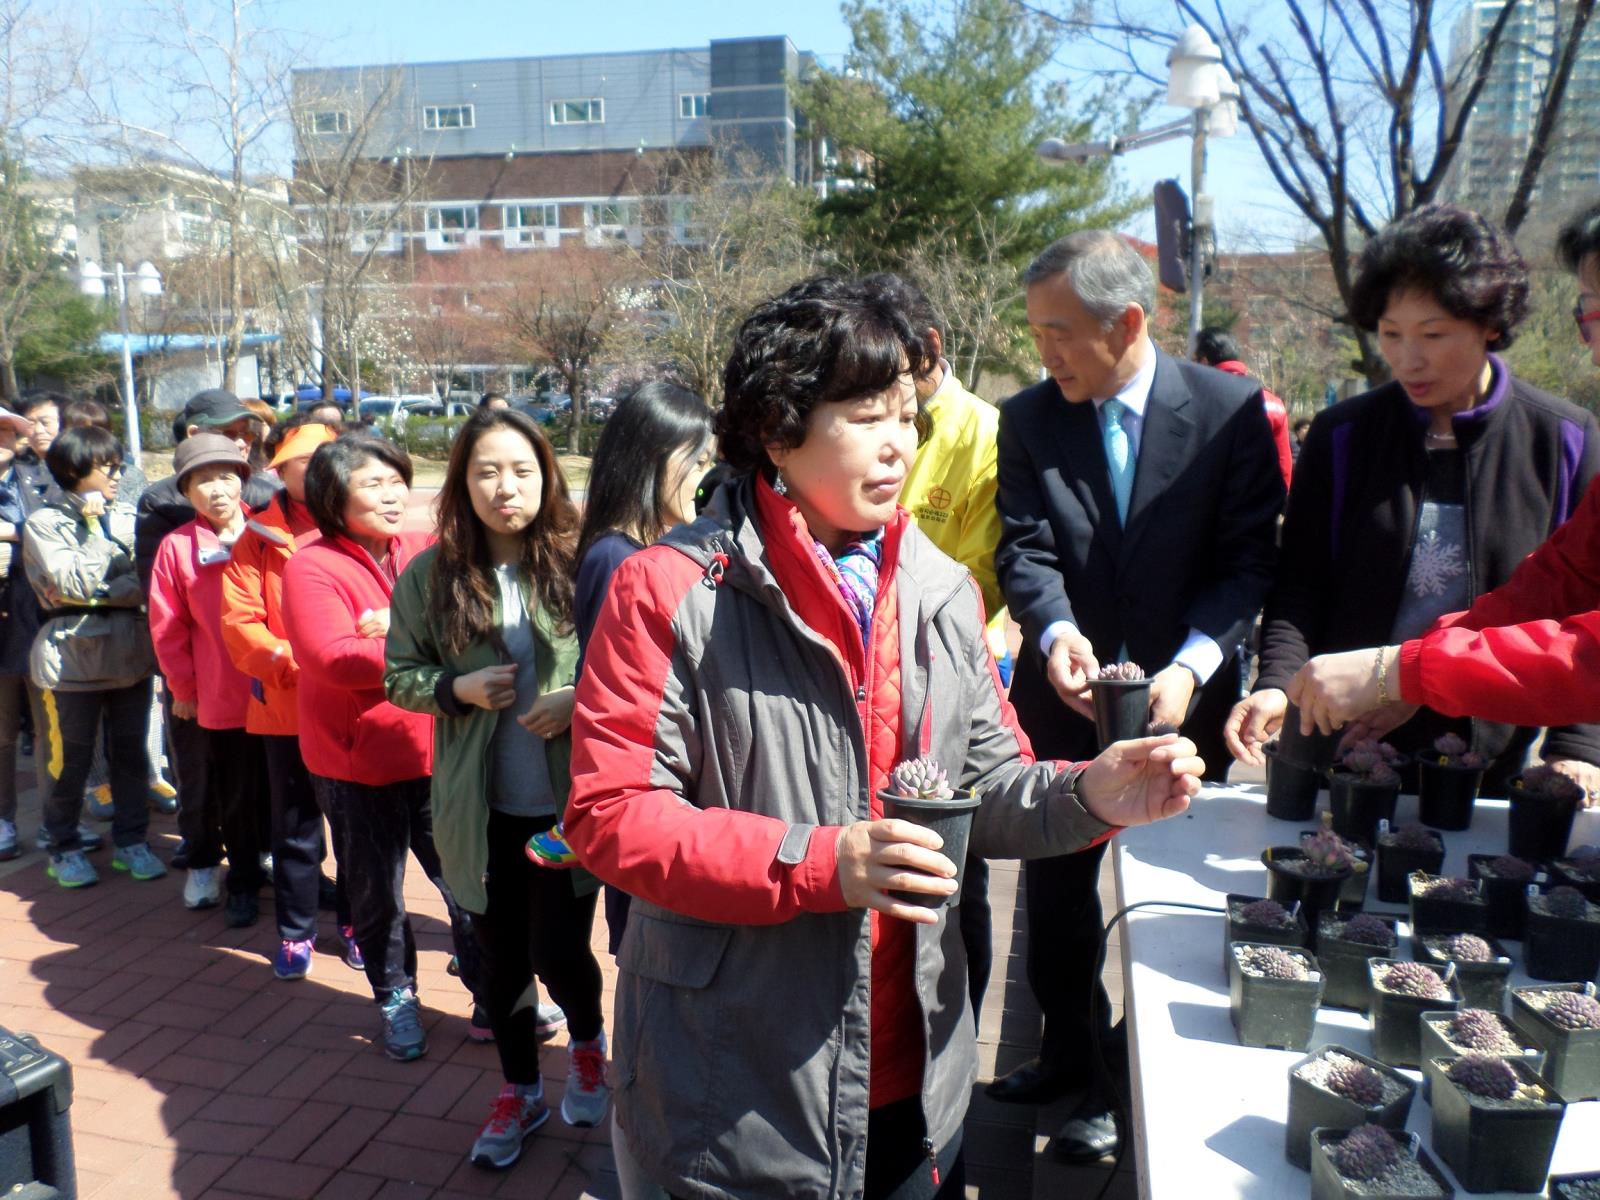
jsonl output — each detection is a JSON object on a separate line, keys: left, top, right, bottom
{"left": 812, "top": 529, "right": 884, "bottom": 650}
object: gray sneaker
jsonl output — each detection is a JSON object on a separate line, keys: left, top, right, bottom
{"left": 469, "top": 1082, "right": 548, "bottom": 1169}
{"left": 0, "top": 818, "right": 16, "bottom": 861}
{"left": 47, "top": 850, "right": 98, "bottom": 888}
{"left": 35, "top": 824, "right": 105, "bottom": 853}
{"left": 560, "top": 1032, "right": 610, "bottom": 1127}
{"left": 535, "top": 1001, "right": 567, "bottom": 1043}
{"left": 111, "top": 842, "right": 167, "bottom": 881}
{"left": 380, "top": 988, "right": 428, "bottom": 1061}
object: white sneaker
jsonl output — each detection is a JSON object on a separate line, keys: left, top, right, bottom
{"left": 183, "top": 866, "right": 222, "bottom": 909}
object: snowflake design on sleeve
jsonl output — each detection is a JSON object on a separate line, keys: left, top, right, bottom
{"left": 1408, "top": 529, "right": 1466, "bottom": 597}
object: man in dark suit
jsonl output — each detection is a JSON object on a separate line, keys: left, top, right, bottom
{"left": 992, "top": 231, "right": 1284, "bottom": 1160}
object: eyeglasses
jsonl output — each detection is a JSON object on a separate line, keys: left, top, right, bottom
{"left": 1574, "top": 303, "right": 1600, "bottom": 343}
{"left": 94, "top": 462, "right": 125, "bottom": 480}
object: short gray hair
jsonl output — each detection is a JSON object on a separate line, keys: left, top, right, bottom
{"left": 1024, "top": 231, "right": 1156, "bottom": 325}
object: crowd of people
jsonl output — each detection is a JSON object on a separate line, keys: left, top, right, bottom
{"left": 6, "top": 194, "right": 1600, "bottom": 1198}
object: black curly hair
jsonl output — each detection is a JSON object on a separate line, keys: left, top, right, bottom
{"left": 717, "top": 276, "right": 935, "bottom": 475}
{"left": 1557, "top": 198, "right": 1600, "bottom": 281}
{"left": 1348, "top": 203, "right": 1529, "bottom": 350}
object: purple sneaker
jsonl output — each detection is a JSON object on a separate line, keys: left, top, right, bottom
{"left": 340, "top": 925, "right": 364, "bottom": 970}
{"left": 274, "top": 938, "right": 314, "bottom": 981}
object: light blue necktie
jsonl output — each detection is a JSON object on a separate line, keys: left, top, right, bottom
{"left": 1102, "top": 398, "right": 1133, "bottom": 524}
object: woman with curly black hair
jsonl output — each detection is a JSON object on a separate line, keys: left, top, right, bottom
{"left": 1227, "top": 203, "right": 1600, "bottom": 793}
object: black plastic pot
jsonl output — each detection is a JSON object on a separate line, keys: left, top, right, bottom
{"left": 1523, "top": 898, "right": 1600, "bottom": 983}
{"left": 1550, "top": 1172, "right": 1600, "bottom": 1199}
{"left": 1285, "top": 1045, "right": 1417, "bottom": 1171}
{"left": 1368, "top": 958, "right": 1461, "bottom": 1068}
{"left": 1428, "top": 1053, "right": 1566, "bottom": 1194}
{"left": 1264, "top": 743, "right": 1322, "bottom": 822}
{"left": 1466, "top": 853, "right": 1542, "bottom": 941}
{"left": 1222, "top": 893, "right": 1309, "bottom": 976}
{"left": 1308, "top": 1127, "right": 1455, "bottom": 1200}
{"left": 1406, "top": 873, "right": 1489, "bottom": 936}
{"left": 1315, "top": 912, "right": 1399, "bottom": 1012}
{"left": 1416, "top": 759, "right": 1482, "bottom": 832}
{"left": 1417, "top": 1010, "right": 1545, "bottom": 1102}
{"left": 1508, "top": 776, "right": 1580, "bottom": 861}
{"left": 1087, "top": 677, "right": 1150, "bottom": 750}
{"left": 1228, "top": 942, "right": 1323, "bottom": 1050}
{"left": 1328, "top": 772, "right": 1399, "bottom": 845}
{"left": 1279, "top": 700, "right": 1339, "bottom": 771}
{"left": 1375, "top": 823, "right": 1445, "bottom": 904}
{"left": 878, "top": 789, "right": 981, "bottom": 907}
{"left": 1299, "top": 828, "right": 1373, "bottom": 910}
{"left": 1509, "top": 983, "right": 1600, "bottom": 1102}
{"left": 1263, "top": 847, "right": 1353, "bottom": 929}
{"left": 1413, "top": 933, "right": 1513, "bottom": 1013}
{"left": 1548, "top": 857, "right": 1600, "bottom": 906}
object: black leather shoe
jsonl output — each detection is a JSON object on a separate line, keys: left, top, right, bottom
{"left": 317, "top": 873, "right": 338, "bottom": 912}
{"left": 224, "top": 891, "right": 260, "bottom": 929}
{"left": 984, "top": 1058, "right": 1082, "bottom": 1105}
{"left": 1051, "top": 1100, "right": 1121, "bottom": 1163}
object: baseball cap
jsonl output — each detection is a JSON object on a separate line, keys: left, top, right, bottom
{"left": 182, "top": 388, "right": 253, "bottom": 429}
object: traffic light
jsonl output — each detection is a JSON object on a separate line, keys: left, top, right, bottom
{"left": 1153, "top": 179, "right": 1190, "bottom": 294}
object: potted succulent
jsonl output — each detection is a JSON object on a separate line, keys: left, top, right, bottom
{"left": 1428, "top": 1053, "right": 1566, "bottom": 1194}
{"left": 1086, "top": 661, "right": 1149, "bottom": 749}
{"left": 1508, "top": 984, "right": 1600, "bottom": 1102}
{"left": 1524, "top": 885, "right": 1600, "bottom": 982}
{"left": 1222, "top": 895, "right": 1308, "bottom": 975}
{"left": 1416, "top": 733, "right": 1487, "bottom": 831}
{"left": 878, "top": 757, "right": 980, "bottom": 908}
{"left": 1417, "top": 1008, "right": 1546, "bottom": 1102}
{"left": 1548, "top": 843, "right": 1600, "bottom": 905}
{"left": 1285, "top": 1046, "right": 1417, "bottom": 1171}
{"left": 1368, "top": 959, "right": 1461, "bottom": 1068}
{"left": 1299, "top": 823, "right": 1373, "bottom": 909}
{"left": 1308, "top": 1125, "right": 1454, "bottom": 1200}
{"left": 1316, "top": 911, "right": 1399, "bottom": 1012}
{"left": 1466, "top": 853, "right": 1541, "bottom": 940}
{"left": 1264, "top": 829, "right": 1358, "bottom": 927}
{"left": 1550, "top": 1172, "right": 1600, "bottom": 1198}
{"left": 1228, "top": 943, "right": 1324, "bottom": 1051}
{"left": 1265, "top": 701, "right": 1336, "bottom": 821}
{"left": 1412, "top": 932, "right": 1512, "bottom": 1013}
{"left": 1327, "top": 739, "right": 1403, "bottom": 844}
{"left": 1406, "top": 873, "right": 1489, "bottom": 936}
{"left": 1507, "top": 763, "right": 1584, "bottom": 861}
{"left": 1375, "top": 821, "right": 1445, "bottom": 904}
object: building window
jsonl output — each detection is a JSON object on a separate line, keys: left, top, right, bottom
{"left": 503, "top": 203, "right": 560, "bottom": 247}
{"left": 310, "top": 110, "right": 350, "bottom": 135}
{"left": 679, "top": 93, "right": 709, "bottom": 119}
{"left": 550, "top": 98, "right": 604, "bottom": 125}
{"left": 350, "top": 206, "right": 401, "bottom": 254}
{"left": 425, "top": 204, "right": 480, "bottom": 249}
{"left": 423, "top": 104, "right": 475, "bottom": 130}
{"left": 584, "top": 200, "right": 638, "bottom": 245}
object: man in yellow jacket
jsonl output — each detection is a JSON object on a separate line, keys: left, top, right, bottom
{"left": 871, "top": 273, "right": 1008, "bottom": 1018}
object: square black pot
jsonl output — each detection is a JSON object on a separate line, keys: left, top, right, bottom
{"left": 1263, "top": 847, "right": 1353, "bottom": 929}
{"left": 1298, "top": 828, "right": 1372, "bottom": 910}
{"left": 1228, "top": 942, "right": 1323, "bottom": 1051}
{"left": 1376, "top": 827, "right": 1445, "bottom": 904}
{"left": 1428, "top": 1053, "right": 1566, "bottom": 1194}
{"left": 1328, "top": 773, "right": 1399, "bottom": 845}
{"left": 1412, "top": 933, "right": 1513, "bottom": 1013}
{"left": 1222, "top": 893, "right": 1309, "bottom": 977}
{"left": 1309, "top": 1127, "right": 1455, "bottom": 1200}
{"left": 1285, "top": 1045, "right": 1417, "bottom": 1171}
{"left": 1467, "top": 854, "right": 1543, "bottom": 941}
{"left": 1416, "top": 759, "right": 1481, "bottom": 831}
{"left": 1406, "top": 873, "right": 1489, "bottom": 936}
{"left": 1416, "top": 1010, "right": 1545, "bottom": 1102}
{"left": 1523, "top": 901, "right": 1600, "bottom": 983}
{"left": 1507, "top": 779, "right": 1580, "bottom": 861}
{"left": 1264, "top": 743, "right": 1323, "bottom": 822}
{"left": 1509, "top": 983, "right": 1600, "bottom": 1102}
{"left": 1316, "top": 912, "right": 1399, "bottom": 1012}
{"left": 1368, "top": 958, "right": 1462, "bottom": 1068}
{"left": 1548, "top": 857, "right": 1600, "bottom": 905}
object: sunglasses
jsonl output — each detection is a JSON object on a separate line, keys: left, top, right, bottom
{"left": 1574, "top": 303, "right": 1600, "bottom": 343}
{"left": 94, "top": 462, "right": 126, "bottom": 480}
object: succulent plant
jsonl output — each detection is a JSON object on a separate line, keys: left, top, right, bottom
{"left": 1434, "top": 732, "right": 1469, "bottom": 758}
{"left": 1517, "top": 764, "right": 1586, "bottom": 804}
{"left": 1337, "top": 913, "right": 1396, "bottom": 947}
{"left": 1555, "top": 1177, "right": 1600, "bottom": 1199}
{"left": 1417, "top": 874, "right": 1480, "bottom": 902}
{"left": 1240, "top": 945, "right": 1309, "bottom": 980}
{"left": 1543, "top": 990, "right": 1600, "bottom": 1031}
{"left": 1095, "top": 661, "right": 1145, "bottom": 682}
{"left": 1237, "top": 898, "right": 1294, "bottom": 928}
{"left": 1380, "top": 961, "right": 1448, "bottom": 1000}
{"left": 1299, "top": 829, "right": 1360, "bottom": 876}
{"left": 1386, "top": 822, "right": 1441, "bottom": 851}
{"left": 1431, "top": 732, "right": 1489, "bottom": 769}
{"left": 1338, "top": 740, "right": 1402, "bottom": 786}
{"left": 1487, "top": 854, "right": 1536, "bottom": 881}
{"left": 1441, "top": 933, "right": 1495, "bottom": 963}
{"left": 1541, "top": 885, "right": 1593, "bottom": 920}
{"left": 1324, "top": 1058, "right": 1386, "bottom": 1105}
{"left": 889, "top": 756, "right": 953, "bottom": 801}
{"left": 1448, "top": 1053, "right": 1519, "bottom": 1100}
{"left": 1328, "top": 1123, "right": 1401, "bottom": 1181}
{"left": 1447, "top": 1009, "right": 1519, "bottom": 1053}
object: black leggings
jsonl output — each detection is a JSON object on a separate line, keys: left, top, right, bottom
{"left": 473, "top": 809, "right": 604, "bottom": 1084}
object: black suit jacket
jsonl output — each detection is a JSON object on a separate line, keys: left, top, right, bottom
{"left": 995, "top": 348, "right": 1285, "bottom": 759}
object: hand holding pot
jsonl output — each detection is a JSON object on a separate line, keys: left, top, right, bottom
{"left": 1287, "top": 647, "right": 1388, "bottom": 734}
{"left": 1046, "top": 628, "right": 1098, "bottom": 718}
{"left": 1078, "top": 732, "right": 1204, "bottom": 827}
{"left": 835, "top": 819, "right": 957, "bottom": 926}
{"left": 1147, "top": 663, "right": 1195, "bottom": 731}
{"left": 1224, "top": 688, "right": 1286, "bottom": 766}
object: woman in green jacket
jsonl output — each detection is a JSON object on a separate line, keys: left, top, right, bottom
{"left": 385, "top": 408, "right": 606, "bottom": 1172}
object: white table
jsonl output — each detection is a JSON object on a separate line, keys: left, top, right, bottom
{"left": 1113, "top": 784, "right": 1600, "bottom": 1198}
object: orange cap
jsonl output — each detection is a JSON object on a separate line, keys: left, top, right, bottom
{"left": 270, "top": 422, "right": 338, "bottom": 468}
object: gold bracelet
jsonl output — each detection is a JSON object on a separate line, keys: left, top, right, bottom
{"left": 1374, "top": 646, "right": 1389, "bottom": 707}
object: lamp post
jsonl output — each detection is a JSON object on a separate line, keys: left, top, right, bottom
{"left": 79, "top": 259, "right": 162, "bottom": 459}
{"left": 1037, "top": 23, "right": 1238, "bottom": 352}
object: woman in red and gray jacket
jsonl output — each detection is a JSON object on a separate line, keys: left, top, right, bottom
{"left": 280, "top": 434, "right": 476, "bottom": 1062}
{"left": 565, "top": 278, "right": 1203, "bottom": 1200}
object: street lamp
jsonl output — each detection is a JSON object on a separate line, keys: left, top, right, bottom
{"left": 79, "top": 259, "right": 162, "bottom": 459}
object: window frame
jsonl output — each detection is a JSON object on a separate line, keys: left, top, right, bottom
{"left": 422, "top": 104, "right": 476, "bottom": 131}
{"left": 679, "top": 93, "right": 709, "bottom": 119}
{"left": 424, "top": 203, "right": 481, "bottom": 249}
{"left": 309, "top": 110, "right": 350, "bottom": 135}
{"left": 502, "top": 202, "right": 561, "bottom": 247}
{"left": 549, "top": 98, "right": 605, "bottom": 126}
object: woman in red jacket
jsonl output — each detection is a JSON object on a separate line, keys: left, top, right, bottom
{"left": 280, "top": 434, "right": 477, "bottom": 1061}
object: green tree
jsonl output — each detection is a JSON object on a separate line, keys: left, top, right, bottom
{"left": 1504, "top": 271, "right": 1600, "bottom": 414}
{"left": 13, "top": 272, "right": 109, "bottom": 387}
